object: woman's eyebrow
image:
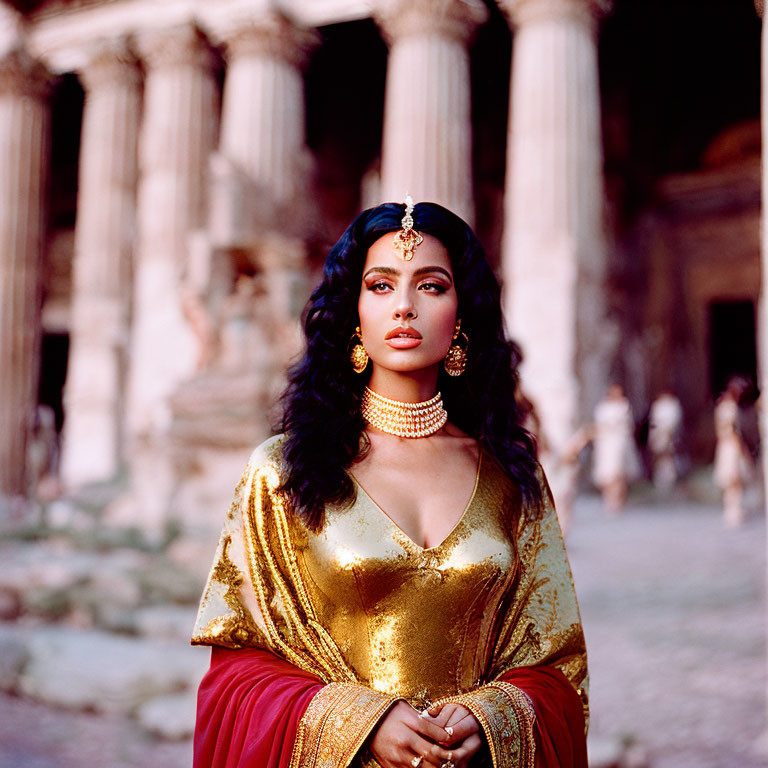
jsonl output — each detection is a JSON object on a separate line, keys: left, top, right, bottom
{"left": 362, "top": 266, "right": 399, "bottom": 279}
{"left": 413, "top": 266, "right": 453, "bottom": 283}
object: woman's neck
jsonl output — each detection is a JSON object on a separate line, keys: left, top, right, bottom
{"left": 367, "top": 367, "right": 439, "bottom": 403}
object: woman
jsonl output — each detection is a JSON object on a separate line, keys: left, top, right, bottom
{"left": 648, "top": 390, "right": 683, "bottom": 493}
{"left": 192, "top": 201, "right": 588, "bottom": 768}
{"left": 591, "top": 384, "right": 638, "bottom": 516}
{"left": 714, "top": 376, "right": 753, "bottom": 527}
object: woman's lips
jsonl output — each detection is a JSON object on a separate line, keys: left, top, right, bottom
{"left": 386, "top": 336, "right": 423, "bottom": 349}
{"left": 385, "top": 327, "right": 422, "bottom": 349}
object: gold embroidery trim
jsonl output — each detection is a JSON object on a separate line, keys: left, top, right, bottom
{"left": 289, "top": 683, "right": 397, "bottom": 768}
{"left": 435, "top": 682, "right": 536, "bottom": 768}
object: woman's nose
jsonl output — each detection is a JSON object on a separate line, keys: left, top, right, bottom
{"left": 393, "top": 295, "right": 417, "bottom": 320}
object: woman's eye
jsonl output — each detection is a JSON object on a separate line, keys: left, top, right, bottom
{"left": 419, "top": 282, "right": 447, "bottom": 294}
{"left": 369, "top": 281, "right": 392, "bottom": 293}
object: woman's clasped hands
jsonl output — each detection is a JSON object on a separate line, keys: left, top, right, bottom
{"left": 369, "top": 700, "right": 484, "bottom": 768}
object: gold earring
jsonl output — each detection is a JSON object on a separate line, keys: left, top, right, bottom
{"left": 350, "top": 326, "right": 369, "bottom": 374}
{"left": 443, "top": 320, "right": 468, "bottom": 377}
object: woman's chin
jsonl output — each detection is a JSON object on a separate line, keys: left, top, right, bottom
{"left": 369, "top": 356, "right": 443, "bottom": 375}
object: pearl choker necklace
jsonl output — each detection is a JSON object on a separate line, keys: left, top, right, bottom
{"left": 361, "top": 387, "right": 447, "bottom": 438}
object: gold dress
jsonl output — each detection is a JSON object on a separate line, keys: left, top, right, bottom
{"left": 192, "top": 435, "right": 588, "bottom": 768}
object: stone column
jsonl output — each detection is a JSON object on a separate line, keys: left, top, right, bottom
{"left": 61, "top": 45, "right": 141, "bottom": 487}
{"left": 0, "top": 50, "right": 49, "bottom": 504}
{"left": 212, "top": 13, "right": 314, "bottom": 397}
{"left": 377, "top": 0, "right": 486, "bottom": 224}
{"left": 127, "top": 24, "right": 218, "bottom": 438}
{"left": 218, "top": 14, "right": 314, "bottom": 215}
{"left": 500, "top": 0, "right": 609, "bottom": 454}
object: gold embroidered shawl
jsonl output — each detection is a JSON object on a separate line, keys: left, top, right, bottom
{"left": 192, "top": 435, "right": 588, "bottom": 768}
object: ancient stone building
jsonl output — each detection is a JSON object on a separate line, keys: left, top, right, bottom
{"left": 0, "top": 0, "right": 762, "bottom": 531}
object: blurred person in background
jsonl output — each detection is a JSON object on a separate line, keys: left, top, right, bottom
{"left": 713, "top": 376, "right": 754, "bottom": 527}
{"left": 191, "top": 201, "right": 588, "bottom": 768}
{"left": 592, "top": 384, "right": 639, "bottom": 516}
{"left": 27, "top": 404, "right": 61, "bottom": 503}
{"left": 647, "top": 390, "right": 683, "bottom": 493}
{"left": 551, "top": 425, "right": 593, "bottom": 537}
{"left": 515, "top": 391, "right": 591, "bottom": 537}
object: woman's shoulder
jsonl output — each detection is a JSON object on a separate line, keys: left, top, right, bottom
{"left": 482, "top": 452, "right": 554, "bottom": 529}
{"left": 243, "top": 434, "right": 288, "bottom": 484}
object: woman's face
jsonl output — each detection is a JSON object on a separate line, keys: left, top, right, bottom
{"left": 357, "top": 232, "right": 458, "bottom": 375}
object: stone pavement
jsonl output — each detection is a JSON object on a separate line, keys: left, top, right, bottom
{"left": 568, "top": 493, "right": 766, "bottom": 768}
{"left": 0, "top": 492, "right": 764, "bottom": 768}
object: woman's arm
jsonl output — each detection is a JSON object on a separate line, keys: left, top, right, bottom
{"left": 192, "top": 436, "right": 357, "bottom": 680}
{"left": 489, "top": 467, "right": 588, "bottom": 709}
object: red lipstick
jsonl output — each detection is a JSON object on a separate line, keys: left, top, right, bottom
{"left": 385, "top": 326, "right": 423, "bottom": 349}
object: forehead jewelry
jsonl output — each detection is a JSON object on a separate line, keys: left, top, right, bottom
{"left": 392, "top": 194, "right": 424, "bottom": 261}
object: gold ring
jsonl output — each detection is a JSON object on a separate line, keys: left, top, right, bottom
{"left": 445, "top": 726, "right": 454, "bottom": 737}
{"left": 411, "top": 757, "right": 423, "bottom": 768}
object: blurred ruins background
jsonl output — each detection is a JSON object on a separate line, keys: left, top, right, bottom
{"left": 0, "top": 0, "right": 765, "bottom": 766}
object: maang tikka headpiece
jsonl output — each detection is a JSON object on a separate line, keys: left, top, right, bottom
{"left": 392, "top": 194, "right": 424, "bottom": 261}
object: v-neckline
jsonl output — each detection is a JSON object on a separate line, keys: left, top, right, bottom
{"left": 349, "top": 452, "right": 483, "bottom": 553}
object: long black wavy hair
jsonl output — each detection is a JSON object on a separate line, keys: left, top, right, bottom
{"left": 279, "top": 202, "right": 541, "bottom": 530}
